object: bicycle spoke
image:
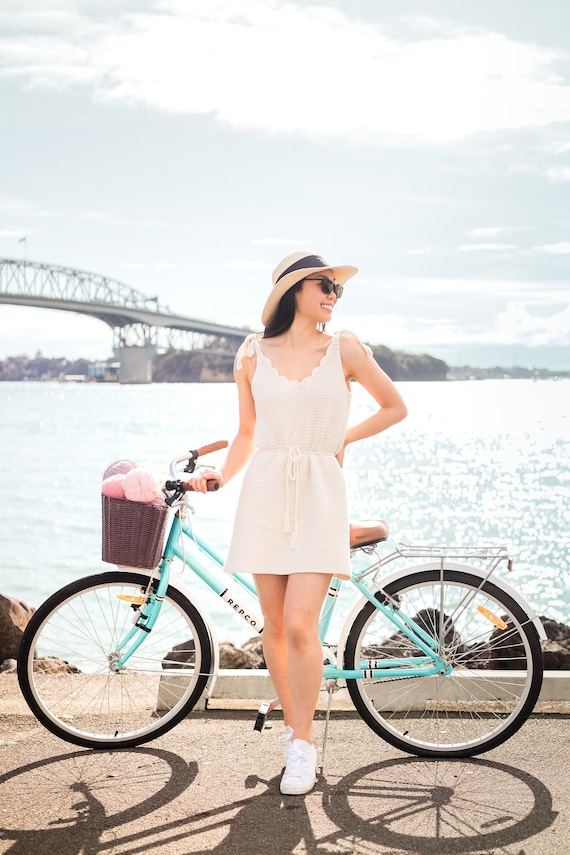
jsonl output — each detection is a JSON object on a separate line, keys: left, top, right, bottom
{"left": 18, "top": 572, "right": 213, "bottom": 748}
{"left": 345, "top": 569, "right": 542, "bottom": 757}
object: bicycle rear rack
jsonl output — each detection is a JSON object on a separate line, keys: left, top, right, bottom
{"left": 395, "top": 543, "right": 511, "bottom": 562}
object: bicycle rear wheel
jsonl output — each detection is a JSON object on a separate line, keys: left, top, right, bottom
{"left": 18, "top": 571, "right": 213, "bottom": 749}
{"left": 344, "top": 568, "right": 543, "bottom": 757}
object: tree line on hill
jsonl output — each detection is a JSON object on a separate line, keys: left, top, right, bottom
{"left": 3, "top": 345, "right": 566, "bottom": 383}
{"left": 0, "top": 343, "right": 449, "bottom": 382}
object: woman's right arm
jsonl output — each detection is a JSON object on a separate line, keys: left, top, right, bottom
{"left": 186, "top": 353, "right": 257, "bottom": 492}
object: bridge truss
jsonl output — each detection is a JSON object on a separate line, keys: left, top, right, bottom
{"left": 0, "top": 258, "right": 247, "bottom": 355}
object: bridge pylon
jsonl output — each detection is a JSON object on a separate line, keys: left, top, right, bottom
{"left": 116, "top": 345, "right": 156, "bottom": 384}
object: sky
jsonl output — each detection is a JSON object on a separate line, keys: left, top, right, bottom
{"left": 0, "top": 0, "right": 569, "bottom": 368}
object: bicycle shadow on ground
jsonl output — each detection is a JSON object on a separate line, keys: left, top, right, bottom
{"left": 0, "top": 746, "right": 198, "bottom": 855}
{"left": 0, "top": 746, "right": 309, "bottom": 855}
{"left": 321, "top": 754, "right": 558, "bottom": 854}
{"left": 189, "top": 754, "right": 558, "bottom": 855}
{"left": 0, "top": 747, "right": 559, "bottom": 855}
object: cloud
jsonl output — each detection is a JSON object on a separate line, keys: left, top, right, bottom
{"left": 80, "top": 210, "right": 130, "bottom": 224}
{"left": 388, "top": 278, "right": 566, "bottom": 300}
{"left": 0, "top": 227, "right": 30, "bottom": 238}
{"left": 407, "top": 246, "right": 444, "bottom": 256}
{"left": 467, "top": 227, "right": 512, "bottom": 238}
{"left": 546, "top": 167, "right": 570, "bottom": 182}
{"left": 459, "top": 243, "right": 517, "bottom": 252}
{"left": 0, "top": 197, "right": 61, "bottom": 219}
{"left": 534, "top": 241, "right": 570, "bottom": 254}
{"left": 252, "top": 238, "right": 308, "bottom": 246}
{"left": 492, "top": 301, "right": 570, "bottom": 347}
{"left": 1, "top": 1, "right": 570, "bottom": 145}
{"left": 343, "top": 276, "right": 570, "bottom": 350}
{"left": 79, "top": 209, "right": 192, "bottom": 231}
{"left": 344, "top": 296, "right": 570, "bottom": 350}
{"left": 226, "top": 260, "right": 272, "bottom": 271}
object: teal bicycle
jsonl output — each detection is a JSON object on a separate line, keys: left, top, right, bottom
{"left": 17, "top": 441, "right": 545, "bottom": 758}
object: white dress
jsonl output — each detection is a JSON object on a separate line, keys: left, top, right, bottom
{"left": 224, "top": 331, "right": 354, "bottom": 580}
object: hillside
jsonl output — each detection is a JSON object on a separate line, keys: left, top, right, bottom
{"left": 0, "top": 344, "right": 449, "bottom": 383}
{"left": 2, "top": 347, "right": 567, "bottom": 383}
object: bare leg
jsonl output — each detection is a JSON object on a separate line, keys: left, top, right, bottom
{"left": 254, "top": 575, "right": 294, "bottom": 726}
{"left": 283, "top": 574, "right": 332, "bottom": 744}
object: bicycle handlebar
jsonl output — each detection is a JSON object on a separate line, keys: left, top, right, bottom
{"left": 194, "top": 440, "right": 228, "bottom": 457}
{"left": 164, "top": 477, "right": 220, "bottom": 495}
{"left": 165, "top": 439, "right": 228, "bottom": 500}
{"left": 182, "top": 479, "right": 219, "bottom": 492}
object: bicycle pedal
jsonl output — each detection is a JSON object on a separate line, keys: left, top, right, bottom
{"left": 254, "top": 701, "right": 270, "bottom": 732}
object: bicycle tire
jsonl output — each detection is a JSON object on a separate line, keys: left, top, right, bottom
{"left": 344, "top": 568, "right": 543, "bottom": 758}
{"left": 18, "top": 571, "right": 213, "bottom": 749}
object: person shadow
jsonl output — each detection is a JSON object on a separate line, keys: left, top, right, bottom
{"left": 189, "top": 773, "right": 320, "bottom": 855}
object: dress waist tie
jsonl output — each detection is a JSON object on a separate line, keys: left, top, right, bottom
{"left": 283, "top": 446, "right": 302, "bottom": 548}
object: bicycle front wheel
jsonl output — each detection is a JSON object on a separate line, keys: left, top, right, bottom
{"left": 344, "top": 569, "right": 543, "bottom": 757}
{"left": 18, "top": 571, "right": 213, "bottom": 749}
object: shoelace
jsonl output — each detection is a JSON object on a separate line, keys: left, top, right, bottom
{"left": 285, "top": 745, "right": 312, "bottom": 777}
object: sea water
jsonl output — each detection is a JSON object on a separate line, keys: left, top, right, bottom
{"left": 0, "top": 379, "right": 568, "bottom": 646}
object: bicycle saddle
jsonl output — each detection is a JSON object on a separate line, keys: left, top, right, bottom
{"left": 349, "top": 519, "right": 389, "bottom": 548}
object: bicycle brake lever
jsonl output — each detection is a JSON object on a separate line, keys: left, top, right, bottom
{"left": 164, "top": 480, "right": 183, "bottom": 505}
{"left": 183, "top": 450, "right": 198, "bottom": 474}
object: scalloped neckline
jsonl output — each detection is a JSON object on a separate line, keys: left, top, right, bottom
{"left": 255, "top": 335, "right": 337, "bottom": 384}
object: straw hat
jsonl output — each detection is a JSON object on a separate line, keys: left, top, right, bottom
{"left": 262, "top": 252, "right": 358, "bottom": 326}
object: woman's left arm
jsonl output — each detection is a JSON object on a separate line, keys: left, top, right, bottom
{"left": 338, "top": 335, "right": 407, "bottom": 464}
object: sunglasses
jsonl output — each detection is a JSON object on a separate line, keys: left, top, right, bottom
{"left": 304, "top": 276, "right": 344, "bottom": 299}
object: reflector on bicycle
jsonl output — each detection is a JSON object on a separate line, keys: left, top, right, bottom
{"left": 477, "top": 604, "right": 508, "bottom": 630}
{"left": 116, "top": 594, "right": 146, "bottom": 604}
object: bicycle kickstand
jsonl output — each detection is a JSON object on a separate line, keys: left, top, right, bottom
{"left": 320, "top": 679, "right": 336, "bottom": 774}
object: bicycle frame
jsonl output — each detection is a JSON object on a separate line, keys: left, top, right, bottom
{"left": 17, "top": 443, "right": 546, "bottom": 757}
{"left": 112, "top": 500, "right": 488, "bottom": 683}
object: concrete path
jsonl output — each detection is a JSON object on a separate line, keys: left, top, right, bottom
{"left": 1, "top": 674, "right": 569, "bottom": 855}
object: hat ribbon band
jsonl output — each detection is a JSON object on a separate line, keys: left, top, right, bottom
{"left": 275, "top": 255, "right": 328, "bottom": 284}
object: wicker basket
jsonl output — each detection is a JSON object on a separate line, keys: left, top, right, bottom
{"left": 102, "top": 495, "right": 169, "bottom": 570}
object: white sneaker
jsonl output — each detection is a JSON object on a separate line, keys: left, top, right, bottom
{"left": 280, "top": 739, "right": 318, "bottom": 795}
{"left": 280, "top": 725, "right": 294, "bottom": 765}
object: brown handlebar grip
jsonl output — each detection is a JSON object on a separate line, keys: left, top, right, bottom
{"left": 195, "top": 440, "right": 229, "bottom": 457}
{"left": 181, "top": 479, "right": 219, "bottom": 492}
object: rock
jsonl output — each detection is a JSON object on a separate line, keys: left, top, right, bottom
{"left": 0, "top": 658, "right": 17, "bottom": 673}
{"left": 164, "top": 637, "right": 265, "bottom": 669}
{"left": 31, "top": 657, "right": 80, "bottom": 674}
{"left": 219, "top": 642, "right": 252, "bottom": 669}
{"left": 0, "top": 594, "right": 35, "bottom": 661}
{"left": 164, "top": 639, "right": 197, "bottom": 669}
{"left": 540, "top": 616, "right": 570, "bottom": 645}
{"left": 541, "top": 639, "right": 570, "bottom": 670}
{"left": 539, "top": 617, "right": 570, "bottom": 670}
{"left": 240, "top": 637, "right": 266, "bottom": 669}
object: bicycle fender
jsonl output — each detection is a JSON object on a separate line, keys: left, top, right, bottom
{"left": 338, "top": 561, "right": 546, "bottom": 663}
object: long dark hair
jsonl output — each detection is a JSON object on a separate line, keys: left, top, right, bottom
{"left": 263, "top": 279, "right": 326, "bottom": 338}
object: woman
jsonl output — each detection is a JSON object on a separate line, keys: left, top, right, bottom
{"left": 189, "top": 251, "right": 407, "bottom": 795}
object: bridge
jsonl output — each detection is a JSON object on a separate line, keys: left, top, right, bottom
{"left": 0, "top": 258, "right": 251, "bottom": 383}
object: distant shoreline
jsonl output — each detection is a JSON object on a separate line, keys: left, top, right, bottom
{"left": 1, "top": 350, "right": 569, "bottom": 383}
